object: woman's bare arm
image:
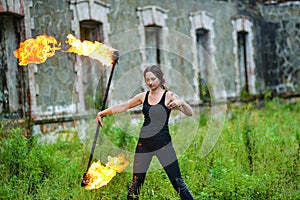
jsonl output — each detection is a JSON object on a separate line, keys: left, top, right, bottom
{"left": 166, "top": 91, "right": 193, "bottom": 116}
{"left": 97, "top": 92, "right": 145, "bottom": 125}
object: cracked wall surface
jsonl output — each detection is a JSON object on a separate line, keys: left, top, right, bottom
{"left": 0, "top": 0, "right": 299, "bottom": 128}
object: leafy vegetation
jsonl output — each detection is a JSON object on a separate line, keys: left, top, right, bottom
{"left": 0, "top": 98, "right": 299, "bottom": 199}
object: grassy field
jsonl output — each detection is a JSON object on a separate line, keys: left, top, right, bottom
{"left": 0, "top": 98, "right": 299, "bottom": 199}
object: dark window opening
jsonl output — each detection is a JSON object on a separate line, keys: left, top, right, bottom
{"left": 196, "top": 28, "right": 210, "bottom": 101}
{"left": 79, "top": 20, "right": 105, "bottom": 110}
{"left": 196, "top": 28, "right": 209, "bottom": 52}
{"left": 238, "top": 31, "right": 249, "bottom": 94}
{"left": 0, "top": 14, "right": 24, "bottom": 118}
{"left": 145, "top": 25, "right": 162, "bottom": 65}
{"left": 80, "top": 20, "right": 104, "bottom": 43}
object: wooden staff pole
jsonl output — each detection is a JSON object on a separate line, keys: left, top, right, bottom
{"left": 81, "top": 54, "right": 119, "bottom": 187}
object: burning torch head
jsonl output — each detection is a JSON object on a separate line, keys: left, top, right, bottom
{"left": 81, "top": 155, "right": 129, "bottom": 189}
{"left": 112, "top": 49, "right": 119, "bottom": 65}
{"left": 66, "top": 34, "right": 120, "bottom": 66}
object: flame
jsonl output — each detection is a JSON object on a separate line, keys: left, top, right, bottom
{"left": 14, "top": 34, "right": 117, "bottom": 66}
{"left": 66, "top": 34, "right": 115, "bottom": 66}
{"left": 84, "top": 154, "right": 129, "bottom": 190}
{"left": 13, "top": 34, "right": 60, "bottom": 66}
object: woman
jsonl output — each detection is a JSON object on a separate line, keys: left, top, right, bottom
{"left": 97, "top": 65, "right": 194, "bottom": 199}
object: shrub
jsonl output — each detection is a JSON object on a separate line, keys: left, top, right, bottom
{"left": 0, "top": 127, "right": 84, "bottom": 199}
{"left": 0, "top": 99, "right": 299, "bottom": 199}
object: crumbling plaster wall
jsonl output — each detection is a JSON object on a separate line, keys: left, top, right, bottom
{"left": 257, "top": 2, "right": 300, "bottom": 93}
{"left": 29, "top": 0, "right": 78, "bottom": 119}
{"left": 106, "top": 0, "right": 239, "bottom": 102}
{"left": 1, "top": 0, "right": 299, "bottom": 134}
{"left": 107, "top": 0, "right": 300, "bottom": 99}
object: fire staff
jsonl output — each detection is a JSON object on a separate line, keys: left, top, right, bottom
{"left": 97, "top": 65, "right": 194, "bottom": 200}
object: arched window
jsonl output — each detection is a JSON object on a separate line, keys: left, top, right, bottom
{"left": 137, "top": 5, "right": 168, "bottom": 67}
{"left": 70, "top": 0, "right": 110, "bottom": 112}
{"left": 145, "top": 25, "right": 162, "bottom": 65}
{"left": 0, "top": 13, "right": 25, "bottom": 117}
{"left": 190, "top": 10, "right": 217, "bottom": 103}
{"left": 232, "top": 15, "right": 256, "bottom": 96}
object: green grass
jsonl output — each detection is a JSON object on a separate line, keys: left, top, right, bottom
{"left": 0, "top": 98, "right": 299, "bottom": 199}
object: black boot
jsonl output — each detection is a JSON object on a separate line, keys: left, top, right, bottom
{"left": 172, "top": 178, "right": 194, "bottom": 200}
{"left": 127, "top": 176, "right": 144, "bottom": 200}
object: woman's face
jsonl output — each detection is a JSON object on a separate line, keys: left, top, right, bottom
{"left": 145, "top": 72, "right": 161, "bottom": 90}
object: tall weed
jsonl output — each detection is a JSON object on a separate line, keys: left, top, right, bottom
{"left": 0, "top": 99, "right": 299, "bottom": 199}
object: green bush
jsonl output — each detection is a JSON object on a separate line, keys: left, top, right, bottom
{"left": 0, "top": 127, "right": 84, "bottom": 199}
{"left": 0, "top": 99, "right": 299, "bottom": 199}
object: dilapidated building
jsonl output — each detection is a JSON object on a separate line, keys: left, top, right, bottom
{"left": 0, "top": 0, "right": 299, "bottom": 133}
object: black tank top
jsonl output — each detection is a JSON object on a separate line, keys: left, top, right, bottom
{"left": 140, "top": 90, "right": 171, "bottom": 140}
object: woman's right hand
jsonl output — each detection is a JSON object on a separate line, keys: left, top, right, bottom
{"left": 96, "top": 112, "right": 103, "bottom": 127}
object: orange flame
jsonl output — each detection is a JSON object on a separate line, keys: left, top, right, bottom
{"left": 14, "top": 34, "right": 117, "bottom": 66}
{"left": 84, "top": 154, "right": 129, "bottom": 190}
{"left": 13, "top": 34, "right": 60, "bottom": 66}
{"left": 66, "top": 34, "right": 116, "bottom": 66}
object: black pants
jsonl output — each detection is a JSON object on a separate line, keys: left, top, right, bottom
{"left": 127, "top": 140, "right": 194, "bottom": 200}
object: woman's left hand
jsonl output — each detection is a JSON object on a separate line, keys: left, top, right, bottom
{"left": 167, "top": 99, "right": 182, "bottom": 109}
